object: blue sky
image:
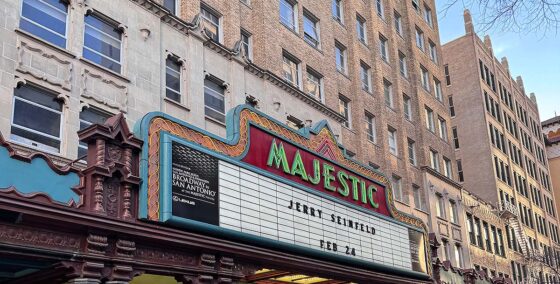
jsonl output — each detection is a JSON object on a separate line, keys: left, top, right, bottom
{"left": 435, "top": 1, "right": 560, "bottom": 122}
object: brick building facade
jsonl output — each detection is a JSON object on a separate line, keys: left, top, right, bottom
{"left": 443, "top": 9, "right": 560, "bottom": 283}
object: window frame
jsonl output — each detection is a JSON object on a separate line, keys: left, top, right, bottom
{"left": 10, "top": 84, "right": 64, "bottom": 153}
{"left": 365, "top": 111, "right": 376, "bottom": 143}
{"left": 332, "top": 0, "right": 344, "bottom": 24}
{"left": 19, "top": 0, "right": 69, "bottom": 48}
{"left": 203, "top": 77, "right": 226, "bottom": 123}
{"left": 279, "top": 0, "right": 298, "bottom": 32}
{"left": 240, "top": 29, "right": 253, "bottom": 60}
{"left": 335, "top": 42, "right": 347, "bottom": 74}
{"left": 339, "top": 95, "right": 351, "bottom": 128}
{"left": 82, "top": 12, "right": 124, "bottom": 73}
{"left": 303, "top": 10, "right": 320, "bottom": 48}
{"left": 282, "top": 51, "right": 301, "bottom": 87}
{"left": 388, "top": 126, "right": 398, "bottom": 156}
{"left": 403, "top": 94, "right": 412, "bottom": 121}
{"left": 408, "top": 138, "right": 417, "bottom": 166}
{"left": 356, "top": 14, "right": 367, "bottom": 44}
{"left": 379, "top": 34, "right": 389, "bottom": 62}
{"left": 305, "top": 67, "right": 323, "bottom": 102}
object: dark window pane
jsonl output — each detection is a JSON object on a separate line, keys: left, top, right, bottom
{"left": 166, "top": 71, "right": 180, "bottom": 91}
{"left": 84, "top": 30, "right": 121, "bottom": 61}
{"left": 20, "top": 19, "right": 66, "bottom": 48}
{"left": 166, "top": 89, "right": 180, "bottom": 102}
{"left": 85, "top": 15, "right": 121, "bottom": 39}
{"left": 11, "top": 127, "right": 60, "bottom": 149}
{"left": 83, "top": 48, "right": 121, "bottom": 73}
{"left": 21, "top": 0, "right": 67, "bottom": 35}
{"left": 80, "top": 109, "right": 109, "bottom": 126}
{"left": 163, "top": 0, "right": 176, "bottom": 14}
{"left": 14, "top": 85, "right": 62, "bottom": 110}
{"left": 13, "top": 99, "right": 61, "bottom": 137}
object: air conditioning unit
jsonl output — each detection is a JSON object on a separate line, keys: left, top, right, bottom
{"left": 10, "top": 134, "right": 59, "bottom": 154}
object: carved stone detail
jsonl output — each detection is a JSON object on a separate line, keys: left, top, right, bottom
{"left": 107, "top": 144, "right": 122, "bottom": 162}
{"left": 96, "top": 139, "right": 105, "bottom": 166}
{"left": 16, "top": 41, "right": 72, "bottom": 90}
{"left": 93, "top": 176, "right": 105, "bottom": 213}
{"left": 218, "top": 256, "right": 234, "bottom": 272}
{"left": 200, "top": 254, "right": 216, "bottom": 268}
{"left": 86, "top": 233, "right": 108, "bottom": 255}
{"left": 0, "top": 223, "right": 80, "bottom": 251}
{"left": 105, "top": 180, "right": 119, "bottom": 217}
{"left": 115, "top": 239, "right": 135, "bottom": 257}
{"left": 122, "top": 184, "right": 132, "bottom": 219}
{"left": 81, "top": 69, "right": 128, "bottom": 113}
{"left": 135, "top": 246, "right": 195, "bottom": 266}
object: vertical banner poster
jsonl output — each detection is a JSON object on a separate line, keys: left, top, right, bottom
{"left": 171, "top": 141, "right": 220, "bottom": 225}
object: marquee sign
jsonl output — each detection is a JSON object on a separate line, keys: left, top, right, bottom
{"left": 135, "top": 105, "right": 431, "bottom": 280}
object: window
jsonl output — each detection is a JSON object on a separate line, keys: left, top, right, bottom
{"left": 339, "top": 96, "right": 350, "bottom": 128}
{"left": 20, "top": 0, "right": 68, "bottom": 48}
{"left": 448, "top": 95, "right": 455, "bottom": 116}
{"left": 408, "top": 138, "right": 416, "bottom": 165}
{"left": 413, "top": 186, "right": 426, "bottom": 211}
{"left": 412, "top": 0, "right": 420, "bottom": 12}
{"left": 438, "top": 117, "right": 448, "bottom": 141}
{"left": 356, "top": 15, "right": 367, "bottom": 43}
{"left": 454, "top": 244, "right": 464, "bottom": 268}
{"left": 452, "top": 127, "right": 459, "bottom": 149}
{"left": 429, "top": 41, "right": 437, "bottom": 63}
{"left": 403, "top": 94, "right": 411, "bottom": 120}
{"left": 436, "top": 193, "right": 445, "bottom": 218}
{"left": 483, "top": 222, "right": 492, "bottom": 252}
{"left": 78, "top": 108, "right": 110, "bottom": 158}
{"left": 165, "top": 56, "right": 182, "bottom": 102}
{"left": 376, "top": 0, "right": 384, "bottom": 18}
{"left": 415, "top": 28, "right": 424, "bottom": 50}
{"left": 280, "top": 0, "right": 297, "bottom": 31}
{"left": 365, "top": 112, "right": 376, "bottom": 143}
{"left": 475, "top": 218, "right": 483, "bottom": 247}
{"left": 379, "top": 35, "right": 389, "bottom": 62}
{"left": 444, "top": 64, "right": 451, "bottom": 85}
{"left": 441, "top": 239, "right": 449, "bottom": 261}
{"left": 457, "top": 160, "right": 463, "bottom": 182}
{"left": 10, "top": 84, "right": 63, "bottom": 153}
{"left": 433, "top": 78, "right": 443, "bottom": 101}
{"left": 391, "top": 175, "right": 404, "bottom": 202}
{"left": 204, "top": 78, "right": 225, "bottom": 123}
{"left": 430, "top": 149, "right": 440, "bottom": 172}
{"left": 449, "top": 200, "right": 458, "bottom": 223}
{"left": 201, "top": 5, "right": 221, "bottom": 42}
{"left": 332, "top": 0, "right": 343, "bottom": 23}
{"left": 303, "top": 11, "right": 319, "bottom": 47}
{"left": 163, "top": 0, "right": 177, "bottom": 14}
{"left": 423, "top": 5, "right": 433, "bottom": 27}
{"left": 305, "top": 68, "right": 322, "bottom": 101}
{"left": 360, "top": 63, "right": 371, "bottom": 92}
{"left": 425, "top": 107, "right": 435, "bottom": 131}
{"left": 399, "top": 52, "right": 408, "bottom": 78}
{"left": 83, "top": 13, "right": 122, "bottom": 73}
{"left": 420, "top": 66, "right": 429, "bottom": 90}
{"left": 444, "top": 157, "right": 453, "bottom": 178}
{"left": 467, "top": 214, "right": 475, "bottom": 245}
{"left": 282, "top": 52, "right": 300, "bottom": 86}
{"left": 388, "top": 127, "right": 398, "bottom": 155}
{"left": 335, "top": 42, "right": 347, "bottom": 73}
{"left": 240, "top": 30, "right": 252, "bottom": 59}
{"left": 394, "top": 11, "right": 403, "bottom": 35}
{"left": 384, "top": 80, "right": 393, "bottom": 108}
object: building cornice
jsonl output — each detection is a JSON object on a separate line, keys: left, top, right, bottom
{"left": 421, "top": 166, "right": 463, "bottom": 189}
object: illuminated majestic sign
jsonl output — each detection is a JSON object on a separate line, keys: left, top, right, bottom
{"left": 135, "top": 105, "right": 430, "bottom": 280}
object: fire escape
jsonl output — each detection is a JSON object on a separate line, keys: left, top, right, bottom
{"left": 499, "top": 200, "right": 541, "bottom": 284}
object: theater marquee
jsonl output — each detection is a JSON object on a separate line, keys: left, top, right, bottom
{"left": 135, "top": 105, "right": 431, "bottom": 279}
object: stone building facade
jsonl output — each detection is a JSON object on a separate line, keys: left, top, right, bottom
{"left": 0, "top": 0, "right": 468, "bottom": 273}
{"left": 443, "top": 10, "right": 560, "bottom": 283}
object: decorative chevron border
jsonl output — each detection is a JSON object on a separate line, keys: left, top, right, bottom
{"left": 135, "top": 105, "right": 431, "bottom": 276}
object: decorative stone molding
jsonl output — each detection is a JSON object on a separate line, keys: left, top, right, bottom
{"left": 0, "top": 223, "right": 80, "bottom": 251}
{"left": 80, "top": 69, "right": 128, "bottom": 113}
{"left": 86, "top": 233, "right": 108, "bottom": 254}
{"left": 16, "top": 40, "right": 73, "bottom": 91}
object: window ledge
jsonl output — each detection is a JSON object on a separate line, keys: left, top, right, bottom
{"left": 341, "top": 125, "right": 356, "bottom": 134}
{"left": 205, "top": 116, "right": 226, "bottom": 127}
{"left": 394, "top": 199, "right": 410, "bottom": 207}
{"left": 415, "top": 207, "right": 429, "bottom": 215}
{"left": 15, "top": 28, "right": 77, "bottom": 59}
{"left": 164, "top": 97, "right": 190, "bottom": 111}
{"left": 336, "top": 70, "right": 351, "bottom": 81}
{"left": 280, "top": 21, "right": 299, "bottom": 36}
{"left": 79, "top": 57, "right": 130, "bottom": 83}
{"left": 436, "top": 216, "right": 448, "bottom": 222}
